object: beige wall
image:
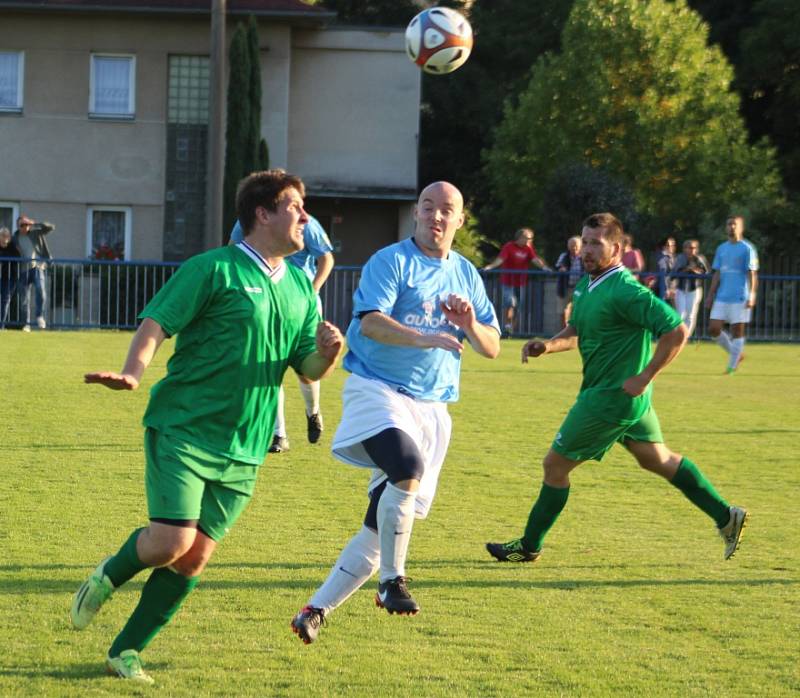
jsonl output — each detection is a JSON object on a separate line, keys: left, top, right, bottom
{"left": 0, "top": 13, "right": 419, "bottom": 262}
{"left": 288, "top": 29, "right": 420, "bottom": 192}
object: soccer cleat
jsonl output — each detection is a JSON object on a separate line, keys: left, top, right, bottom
{"left": 268, "top": 435, "right": 290, "bottom": 453}
{"left": 36, "top": 316, "right": 46, "bottom": 329}
{"left": 106, "top": 650, "right": 155, "bottom": 685}
{"left": 485, "top": 538, "right": 542, "bottom": 563}
{"left": 726, "top": 353, "right": 746, "bottom": 374}
{"left": 718, "top": 506, "right": 748, "bottom": 560}
{"left": 70, "top": 557, "right": 114, "bottom": 630}
{"left": 290, "top": 605, "right": 326, "bottom": 644}
{"left": 22, "top": 324, "right": 31, "bottom": 333}
{"left": 306, "top": 413, "right": 324, "bottom": 444}
{"left": 375, "top": 576, "right": 419, "bottom": 615}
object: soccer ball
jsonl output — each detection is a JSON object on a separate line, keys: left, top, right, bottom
{"left": 405, "top": 7, "right": 473, "bottom": 75}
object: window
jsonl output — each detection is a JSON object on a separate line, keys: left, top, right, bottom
{"left": 0, "top": 52, "right": 23, "bottom": 112}
{"left": 90, "top": 54, "right": 135, "bottom": 118}
{"left": 87, "top": 207, "right": 131, "bottom": 260}
{"left": 0, "top": 202, "right": 20, "bottom": 232}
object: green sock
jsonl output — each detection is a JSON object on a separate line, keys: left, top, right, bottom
{"left": 109, "top": 567, "right": 199, "bottom": 657}
{"left": 522, "top": 482, "right": 570, "bottom": 552}
{"left": 104, "top": 528, "right": 148, "bottom": 588}
{"left": 670, "top": 457, "right": 730, "bottom": 528}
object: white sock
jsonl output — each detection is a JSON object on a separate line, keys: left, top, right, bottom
{"left": 308, "top": 526, "right": 380, "bottom": 613}
{"left": 377, "top": 483, "right": 417, "bottom": 583}
{"left": 298, "top": 380, "right": 320, "bottom": 416}
{"left": 729, "top": 337, "right": 745, "bottom": 369}
{"left": 273, "top": 386, "right": 287, "bottom": 438}
{"left": 715, "top": 330, "right": 732, "bottom": 354}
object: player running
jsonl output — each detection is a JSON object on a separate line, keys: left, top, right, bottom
{"left": 486, "top": 213, "right": 747, "bottom": 565}
{"left": 70, "top": 170, "right": 343, "bottom": 684}
{"left": 290, "top": 181, "right": 500, "bottom": 644}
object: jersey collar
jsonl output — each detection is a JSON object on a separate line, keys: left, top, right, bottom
{"left": 237, "top": 241, "right": 287, "bottom": 283}
{"left": 587, "top": 264, "right": 624, "bottom": 292}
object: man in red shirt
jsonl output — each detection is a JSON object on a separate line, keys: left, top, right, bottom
{"left": 483, "top": 227, "right": 549, "bottom": 335}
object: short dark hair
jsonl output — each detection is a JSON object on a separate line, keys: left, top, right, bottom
{"left": 582, "top": 212, "right": 624, "bottom": 245}
{"left": 236, "top": 169, "right": 305, "bottom": 233}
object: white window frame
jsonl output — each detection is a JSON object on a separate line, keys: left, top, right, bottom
{"left": 0, "top": 201, "right": 20, "bottom": 232}
{"left": 86, "top": 206, "right": 132, "bottom": 260}
{"left": 0, "top": 51, "right": 24, "bottom": 112}
{"left": 89, "top": 53, "right": 136, "bottom": 119}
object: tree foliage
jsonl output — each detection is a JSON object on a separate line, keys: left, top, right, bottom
{"left": 223, "top": 18, "right": 266, "bottom": 237}
{"left": 539, "top": 162, "right": 638, "bottom": 257}
{"left": 485, "top": 0, "right": 782, "bottom": 249}
{"left": 223, "top": 23, "right": 251, "bottom": 237}
{"left": 317, "top": 0, "right": 418, "bottom": 26}
{"left": 420, "top": 0, "right": 573, "bottom": 225}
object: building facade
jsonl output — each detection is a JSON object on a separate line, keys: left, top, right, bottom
{"left": 0, "top": 0, "right": 420, "bottom": 264}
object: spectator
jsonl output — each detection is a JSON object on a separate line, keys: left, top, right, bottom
{"left": 671, "top": 239, "right": 709, "bottom": 337}
{"left": 653, "top": 236, "right": 676, "bottom": 303}
{"left": 12, "top": 215, "right": 54, "bottom": 331}
{"left": 483, "top": 227, "right": 549, "bottom": 336}
{"left": 621, "top": 234, "right": 645, "bottom": 280}
{"left": 0, "top": 227, "right": 21, "bottom": 329}
{"left": 705, "top": 215, "right": 758, "bottom": 374}
{"left": 555, "top": 236, "right": 584, "bottom": 327}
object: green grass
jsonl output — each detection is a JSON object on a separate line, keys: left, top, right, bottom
{"left": 1, "top": 331, "right": 798, "bottom": 697}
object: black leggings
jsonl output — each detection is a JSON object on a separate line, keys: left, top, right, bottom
{"left": 362, "top": 428, "right": 424, "bottom": 530}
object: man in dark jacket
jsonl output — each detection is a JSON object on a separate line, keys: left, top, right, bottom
{"left": 13, "top": 215, "right": 54, "bottom": 331}
{"left": 0, "top": 227, "right": 21, "bottom": 328}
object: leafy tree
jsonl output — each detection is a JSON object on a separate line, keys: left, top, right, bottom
{"left": 420, "top": 0, "right": 574, "bottom": 228}
{"left": 538, "top": 162, "right": 639, "bottom": 258}
{"left": 244, "top": 16, "right": 262, "bottom": 176}
{"left": 223, "top": 23, "right": 251, "bottom": 237}
{"left": 317, "top": 0, "right": 418, "bottom": 26}
{"left": 485, "top": 0, "right": 782, "bottom": 251}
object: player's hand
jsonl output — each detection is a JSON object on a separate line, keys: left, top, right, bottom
{"left": 745, "top": 296, "right": 756, "bottom": 309}
{"left": 521, "top": 340, "right": 547, "bottom": 363}
{"left": 84, "top": 372, "right": 139, "bottom": 390}
{"left": 440, "top": 294, "right": 476, "bottom": 330}
{"left": 416, "top": 332, "right": 464, "bottom": 353}
{"left": 316, "top": 321, "right": 344, "bottom": 361}
{"left": 622, "top": 373, "right": 649, "bottom": 397}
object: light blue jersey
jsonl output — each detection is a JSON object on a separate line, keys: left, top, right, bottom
{"left": 712, "top": 239, "right": 759, "bottom": 303}
{"left": 229, "top": 215, "right": 333, "bottom": 282}
{"left": 344, "top": 237, "right": 500, "bottom": 402}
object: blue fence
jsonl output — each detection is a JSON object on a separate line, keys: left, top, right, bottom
{"left": 1, "top": 258, "right": 798, "bottom": 341}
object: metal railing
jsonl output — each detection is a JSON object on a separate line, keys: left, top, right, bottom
{"left": 1, "top": 258, "right": 798, "bottom": 342}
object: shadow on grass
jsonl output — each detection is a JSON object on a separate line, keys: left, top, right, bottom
{"left": 5, "top": 444, "right": 139, "bottom": 452}
{"left": 0, "top": 660, "right": 169, "bottom": 680}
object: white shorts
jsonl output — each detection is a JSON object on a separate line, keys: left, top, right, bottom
{"left": 710, "top": 301, "right": 751, "bottom": 325}
{"left": 332, "top": 373, "right": 452, "bottom": 519}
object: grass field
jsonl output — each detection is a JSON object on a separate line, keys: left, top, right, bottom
{"left": 1, "top": 331, "right": 798, "bottom": 697}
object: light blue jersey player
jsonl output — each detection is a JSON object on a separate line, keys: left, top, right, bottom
{"left": 707, "top": 215, "right": 759, "bottom": 373}
{"left": 290, "top": 182, "right": 500, "bottom": 644}
{"left": 230, "top": 215, "right": 335, "bottom": 450}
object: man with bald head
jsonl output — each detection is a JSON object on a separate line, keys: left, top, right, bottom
{"left": 290, "top": 182, "right": 501, "bottom": 644}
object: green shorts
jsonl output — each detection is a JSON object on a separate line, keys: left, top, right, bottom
{"left": 144, "top": 428, "right": 259, "bottom": 541}
{"left": 551, "top": 401, "right": 664, "bottom": 463}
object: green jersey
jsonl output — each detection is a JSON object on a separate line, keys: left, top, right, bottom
{"left": 569, "top": 265, "right": 682, "bottom": 424}
{"left": 140, "top": 244, "right": 320, "bottom": 464}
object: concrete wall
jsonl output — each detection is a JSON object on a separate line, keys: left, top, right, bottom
{"left": 288, "top": 29, "right": 420, "bottom": 192}
{"left": 0, "top": 13, "right": 419, "bottom": 262}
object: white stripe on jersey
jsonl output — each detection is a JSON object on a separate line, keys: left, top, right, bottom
{"left": 237, "top": 241, "right": 287, "bottom": 283}
{"left": 588, "top": 264, "right": 625, "bottom": 292}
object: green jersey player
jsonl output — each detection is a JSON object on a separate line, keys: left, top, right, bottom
{"left": 69, "top": 170, "right": 344, "bottom": 684}
{"left": 487, "top": 213, "right": 747, "bottom": 565}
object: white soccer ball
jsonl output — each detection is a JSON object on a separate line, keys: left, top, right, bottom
{"left": 405, "top": 7, "right": 473, "bottom": 75}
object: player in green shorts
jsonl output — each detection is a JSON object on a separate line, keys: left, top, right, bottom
{"left": 486, "top": 213, "right": 747, "bottom": 565}
{"left": 69, "top": 170, "right": 344, "bottom": 684}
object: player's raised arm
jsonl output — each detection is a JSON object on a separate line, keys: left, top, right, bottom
{"left": 84, "top": 317, "right": 167, "bottom": 390}
{"left": 440, "top": 293, "right": 499, "bottom": 358}
{"left": 299, "top": 320, "right": 345, "bottom": 381}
